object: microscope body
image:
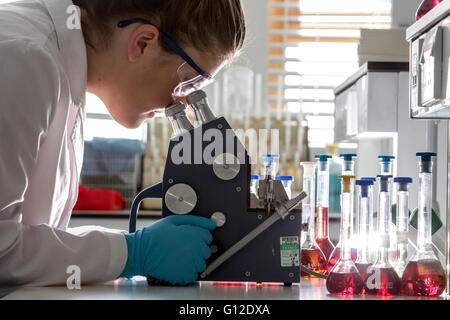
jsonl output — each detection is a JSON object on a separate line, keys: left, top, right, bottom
{"left": 130, "top": 91, "right": 302, "bottom": 284}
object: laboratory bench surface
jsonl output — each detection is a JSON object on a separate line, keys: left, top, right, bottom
{"left": 2, "top": 278, "right": 448, "bottom": 300}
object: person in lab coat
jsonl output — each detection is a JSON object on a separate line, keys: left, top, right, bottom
{"left": 0, "top": 0, "right": 246, "bottom": 287}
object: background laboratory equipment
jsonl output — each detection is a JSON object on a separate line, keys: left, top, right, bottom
{"left": 315, "top": 155, "right": 336, "bottom": 261}
{"left": 300, "top": 162, "right": 327, "bottom": 278}
{"left": 394, "top": 177, "right": 413, "bottom": 278}
{"left": 355, "top": 179, "right": 374, "bottom": 284}
{"left": 401, "top": 153, "right": 446, "bottom": 296}
{"left": 275, "top": 176, "right": 294, "bottom": 199}
{"left": 326, "top": 176, "right": 364, "bottom": 295}
{"left": 364, "top": 175, "right": 401, "bottom": 296}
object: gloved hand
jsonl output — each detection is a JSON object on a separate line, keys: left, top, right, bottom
{"left": 119, "top": 215, "right": 216, "bottom": 285}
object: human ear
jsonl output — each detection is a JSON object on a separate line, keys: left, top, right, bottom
{"left": 127, "top": 25, "right": 159, "bottom": 62}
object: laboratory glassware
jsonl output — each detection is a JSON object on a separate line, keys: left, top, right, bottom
{"left": 326, "top": 175, "right": 364, "bottom": 295}
{"left": 393, "top": 177, "right": 413, "bottom": 278}
{"left": 315, "top": 155, "right": 336, "bottom": 260}
{"left": 326, "top": 154, "right": 359, "bottom": 273}
{"left": 379, "top": 155, "right": 398, "bottom": 265}
{"left": 364, "top": 175, "right": 401, "bottom": 296}
{"left": 401, "top": 153, "right": 446, "bottom": 296}
{"left": 300, "top": 162, "right": 327, "bottom": 278}
{"left": 361, "top": 177, "right": 378, "bottom": 264}
{"left": 355, "top": 179, "right": 374, "bottom": 283}
{"left": 276, "top": 176, "right": 294, "bottom": 199}
{"left": 416, "top": 0, "right": 443, "bottom": 20}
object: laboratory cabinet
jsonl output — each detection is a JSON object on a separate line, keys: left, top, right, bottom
{"left": 407, "top": 0, "right": 450, "bottom": 296}
{"left": 407, "top": 0, "right": 450, "bottom": 118}
{"left": 334, "top": 62, "right": 408, "bottom": 142}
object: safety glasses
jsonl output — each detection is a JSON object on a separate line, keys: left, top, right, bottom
{"left": 117, "top": 18, "right": 214, "bottom": 99}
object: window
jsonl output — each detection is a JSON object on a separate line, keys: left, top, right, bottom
{"left": 83, "top": 94, "right": 146, "bottom": 141}
{"left": 268, "top": 0, "right": 392, "bottom": 149}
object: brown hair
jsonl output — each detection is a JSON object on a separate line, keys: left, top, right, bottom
{"left": 73, "top": 0, "right": 246, "bottom": 61}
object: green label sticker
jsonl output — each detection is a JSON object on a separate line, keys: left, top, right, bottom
{"left": 280, "top": 236, "right": 300, "bottom": 267}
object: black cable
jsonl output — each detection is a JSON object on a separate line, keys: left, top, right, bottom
{"left": 299, "top": 266, "right": 328, "bottom": 279}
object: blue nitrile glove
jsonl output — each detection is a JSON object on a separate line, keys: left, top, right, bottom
{"left": 119, "top": 215, "right": 216, "bottom": 285}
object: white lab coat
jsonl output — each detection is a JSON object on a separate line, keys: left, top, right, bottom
{"left": 0, "top": 0, "right": 127, "bottom": 287}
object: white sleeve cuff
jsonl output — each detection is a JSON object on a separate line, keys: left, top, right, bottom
{"left": 101, "top": 232, "right": 128, "bottom": 282}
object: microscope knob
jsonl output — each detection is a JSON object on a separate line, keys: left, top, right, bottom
{"left": 210, "top": 212, "right": 226, "bottom": 227}
{"left": 213, "top": 153, "right": 240, "bottom": 181}
{"left": 164, "top": 183, "right": 198, "bottom": 215}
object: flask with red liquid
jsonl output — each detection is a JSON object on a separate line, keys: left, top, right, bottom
{"left": 355, "top": 180, "right": 374, "bottom": 284}
{"left": 393, "top": 177, "right": 413, "bottom": 278}
{"left": 300, "top": 162, "right": 327, "bottom": 278}
{"left": 416, "top": 0, "right": 443, "bottom": 21}
{"left": 315, "top": 155, "right": 335, "bottom": 261}
{"left": 326, "top": 175, "right": 363, "bottom": 295}
{"left": 364, "top": 175, "right": 401, "bottom": 296}
{"left": 401, "top": 153, "right": 446, "bottom": 296}
{"left": 327, "top": 154, "right": 358, "bottom": 273}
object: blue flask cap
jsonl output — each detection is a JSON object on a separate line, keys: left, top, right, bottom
{"left": 416, "top": 152, "right": 436, "bottom": 173}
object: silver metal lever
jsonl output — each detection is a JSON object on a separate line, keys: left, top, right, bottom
{"left": 200, "top": 192, "right": 307, "bottom": 279}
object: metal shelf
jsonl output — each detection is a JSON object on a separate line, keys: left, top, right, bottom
{"left": 411, "top": 100, "right": 450, "bottom": 119}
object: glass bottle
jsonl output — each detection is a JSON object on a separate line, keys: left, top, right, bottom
{"left": 401, "top": 153, "right": 446, "bottom": 296}
{"left": 315, "top": 155, "right": 335, "bottom": 261}
{"left": 300, "top": 162, "right": 327, "bottom": 278}
{"left": 393, "top": 177, "right": 413, "bottom": 278}
{"left": 326, "top": 175, "right": 364, "bottom": 295}
{"left": 364, "top": 175, "right": 401, "bottom": 296}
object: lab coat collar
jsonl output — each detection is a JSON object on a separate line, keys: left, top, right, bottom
{"left": 41, "top": 0, "right": 87, "bottom": 107}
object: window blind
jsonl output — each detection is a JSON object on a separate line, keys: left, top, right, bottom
{"left": 267, "top": 0, "right": 392, "bottom": 148}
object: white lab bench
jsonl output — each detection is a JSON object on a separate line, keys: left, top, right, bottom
{"left": 1, "top": 278, "right": 447, "bottom": 300}
{"left": 3, "top": 211, "right": 443, "bottom": 300}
